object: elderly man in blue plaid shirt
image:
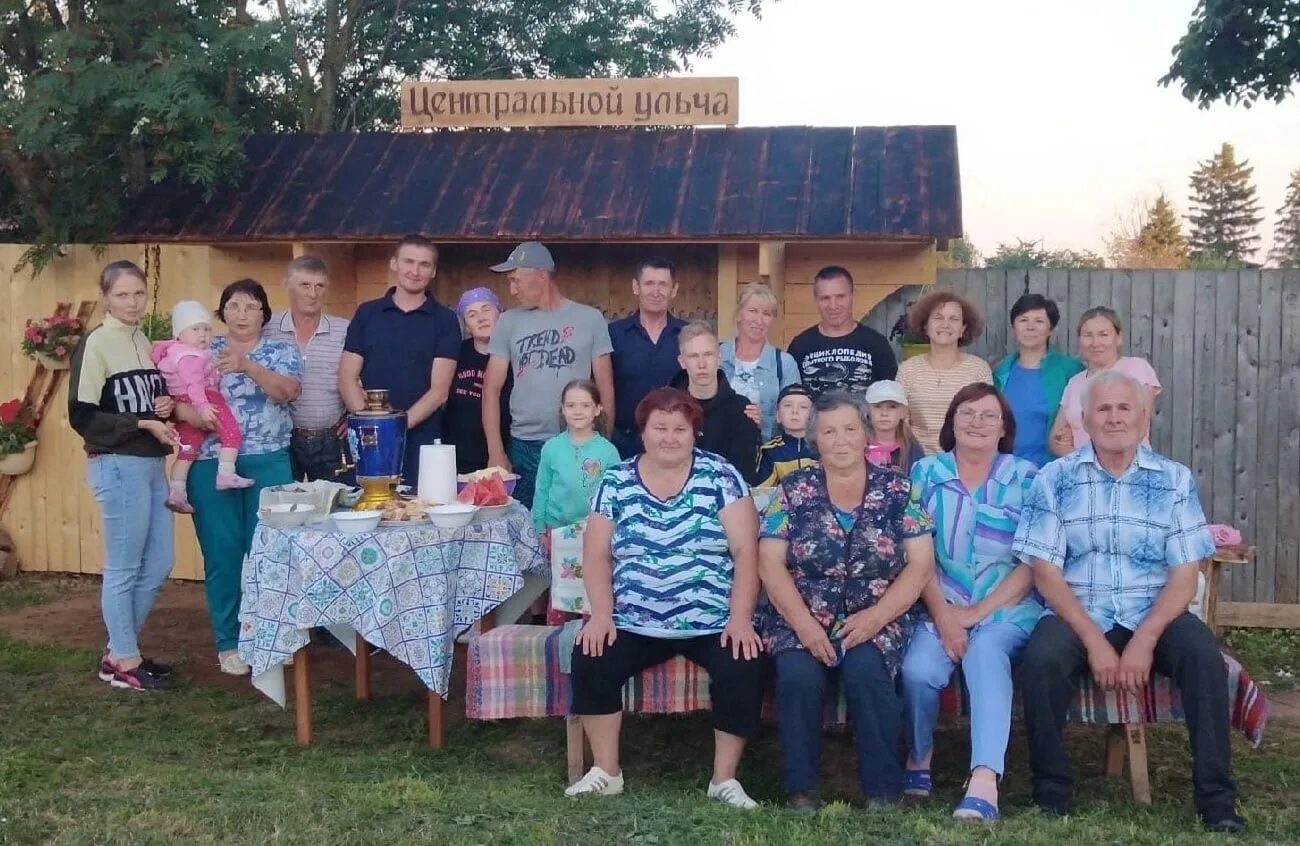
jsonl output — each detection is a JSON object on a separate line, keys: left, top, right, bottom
{"left": 1012, "top": 370, "right": 1243, "bottom": 834}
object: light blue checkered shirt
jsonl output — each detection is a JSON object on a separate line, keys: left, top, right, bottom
{"left": 1011, "top": 443, "right": 1215, "bottom": 631}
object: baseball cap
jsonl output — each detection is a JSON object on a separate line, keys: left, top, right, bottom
{"left": 864, "top": 380, "right": 908, "bottom": 406}
{"left": 490, "top": 242, "right": 555, "bottom": 273}
{"left": 777, "top": 383, "right": 813, "bottom": 403}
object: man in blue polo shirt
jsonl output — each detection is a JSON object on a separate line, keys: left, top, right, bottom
{"left": 607, "top": 256, "right": 686, "bottom": 458}
{"left": 340, "top": 235, "right": 460, "bottom": 485}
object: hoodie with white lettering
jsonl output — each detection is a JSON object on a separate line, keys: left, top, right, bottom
{"left": 68, "top": 314, "right": 170, "bottom": 457}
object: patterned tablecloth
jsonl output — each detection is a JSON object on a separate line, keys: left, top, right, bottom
{"left": 239, "top": 503, "right": 545, "bottom": 706}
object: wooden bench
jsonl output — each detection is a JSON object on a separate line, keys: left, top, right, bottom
{"left": 468, "top": 552, "right": 1267, "bottom": 801}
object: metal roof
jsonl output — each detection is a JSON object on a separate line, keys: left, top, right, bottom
{"left": 114, "top": 126, "right": 961, "bottom": 243}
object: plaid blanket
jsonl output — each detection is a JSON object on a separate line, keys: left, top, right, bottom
{"left": 466, "top": 624, "right": 1269, "bottom": 746}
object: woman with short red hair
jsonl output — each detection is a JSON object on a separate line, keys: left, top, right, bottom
{"left": 566, "top": 387, "right": 765, "bottom": 808}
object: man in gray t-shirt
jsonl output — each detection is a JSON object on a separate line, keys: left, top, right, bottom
{"left": 482, "top": 242, "right": 615, "bottom": 508}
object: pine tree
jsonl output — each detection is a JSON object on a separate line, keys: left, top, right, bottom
{"left": 1186, "top": 142, "right": 1264, "bottom": 263}
{"left": 1139, "top": 194, "right": 1188, "bottom": 260}
{"left": 1269, "top": 168, "right": 1300, "bottom": 268}
{"left": 1104, "top": 193, "right": 1188, "bottom": 268}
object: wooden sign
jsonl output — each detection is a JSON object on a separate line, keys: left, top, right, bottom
{"left": 400, "top": 77, "right": 738, "bottom": 129}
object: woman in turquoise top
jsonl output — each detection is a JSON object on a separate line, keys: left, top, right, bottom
{"left": 177, "top": 279, "right": 302, "bottom": 675}
{"left": 720, "top": 282, "right": 800, "bottom": 439}
{"left": 900, "top": 383, "right": 1041, "bottom": 822}
{"left": 991, "top": 294, "right": 1084, "bottom": 466}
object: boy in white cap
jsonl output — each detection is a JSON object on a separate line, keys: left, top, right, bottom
{"left": 151, "top": 300, "right": 252, "bottom": 512}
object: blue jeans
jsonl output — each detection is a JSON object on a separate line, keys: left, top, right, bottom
{"left": 774, "top": 644, "right": 904, "bottom": 797}
{"left": 508, "top": 437, "right": 545, "bottom": 509}
{"left": 86, "top": 454, "right": 174, "bottom": 661}
{"left": 901, "top": 620, "right": 1028, "bottom": 776}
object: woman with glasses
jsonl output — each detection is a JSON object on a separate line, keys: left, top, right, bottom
{"left": 899, "top": 383, "right": 1042, "bottom": 821}
{"left": 174, "top": 279, "right": 302, "bottom": 674}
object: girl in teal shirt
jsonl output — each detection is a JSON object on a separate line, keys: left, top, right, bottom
{"left": 531, "top": 379, "right": 622, "bottom": 537}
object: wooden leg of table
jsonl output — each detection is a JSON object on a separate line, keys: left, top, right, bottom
{"left": 1103, "top": 724, "right": 1127, "bottom": 776}
{"left": 293, "top": 646, "right": 312, "bottom": 747}
{"left": 566, "top": 716, "right": 586, "bottom": 783}
{"left": 428, "top": 691, "right": 444, "bottom": 749}
{"left": 1125, "top": 725, "right": 1152, "bottom": 805}
{"left": 1204, "top": 559, "right": 1223, "bottom": 635}
{"left": 355, "top": 633, "right": 371, "bottom": 701}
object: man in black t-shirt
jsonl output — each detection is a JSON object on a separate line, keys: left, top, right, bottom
{"left": 786, "top": 265, "right": 897, "bottom": 398}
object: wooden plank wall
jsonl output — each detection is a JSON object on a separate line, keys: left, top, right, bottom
{"left": 865, "top": 269, "right": 1300, "bottom": 606}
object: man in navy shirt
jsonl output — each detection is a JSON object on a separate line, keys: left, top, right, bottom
{"left": 340, "top": 235, "right": 460, "bottom": 485}
{"left": 607, "top": 256, "right": 686, "bottom": 457}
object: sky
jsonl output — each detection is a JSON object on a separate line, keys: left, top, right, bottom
{"left": 690, "top": 0, "right": 1299, "bottom": 260}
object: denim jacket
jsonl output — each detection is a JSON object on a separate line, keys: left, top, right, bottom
{"left": 719, "top": 339, "right": 800, "bottom": 439}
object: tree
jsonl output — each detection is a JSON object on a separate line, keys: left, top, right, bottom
{"left": 936, "top": 234, "right": 982, "bottom": 269}
{"left": 1268, "top": 168, "right": 1300, "bottom": 267}
{"left": 0, "top": 1, "right": 766, "bottom": 269}
{"left": 986, "top": 239, "right": 1105, "bottom": 269}
{"left": 1106, "top": 193, "right": 1189, "bottom": 268}
{"left": 1162, "top": 0, "right": 1300, "bottom": 108}
{"left": 1186, "top": 142, "right": 1264, "bottom": 263}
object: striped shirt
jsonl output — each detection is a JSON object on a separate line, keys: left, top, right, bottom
{"left": 897, "top": 352, "right": 993, "bottom": 454}
{"left": 265, "top": 311, "right": 349, "bottom": 429}
{"left": 1011, "top": 443, "right": 1215, "bottom": 631}
{"left": 592, "top": 449, "right": 748, "bottom": 637}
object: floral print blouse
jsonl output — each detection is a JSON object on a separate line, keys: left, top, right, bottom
{"left": 759, "top": 463, "right": 933, "bottom": 675}
{"left": 197, "top": 336, "right": 302, "bottom": 460}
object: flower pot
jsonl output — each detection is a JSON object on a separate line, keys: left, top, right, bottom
{"left": 0, "top": 441, "right": 37, "bottom": 476}
{"left": 35, "top": 353, "right": 69, "bottom": 371}
{"left": 900, "top": 342, "right": 930, "bottom": 361}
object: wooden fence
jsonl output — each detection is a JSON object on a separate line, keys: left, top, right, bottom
{"left": 864, "top": 269, "right": 1300, "bottom": 608}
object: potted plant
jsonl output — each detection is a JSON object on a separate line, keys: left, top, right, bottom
{"left": 890, "top": 304, "right": 930, "bottom": 361}
{"left": 21, "top": 313, "right": 84, "bottom": 370}
{"left": 0, "top": 399, "right": 38, "bottom": 476}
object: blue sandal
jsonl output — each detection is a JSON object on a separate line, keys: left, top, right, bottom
{"left": 952, "top": 795, "right": 999, "bottom": 822}
{"left": 903, "top": 769, "right": 932, "bottom": 798}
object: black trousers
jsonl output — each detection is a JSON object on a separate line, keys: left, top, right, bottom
{"left": 570, "top": 630, "right": 763, "bottom": 740}
{"left": 1020, "top": 612, "right": 1237, "bottom": 817}
{"left": 289, "top": 430, "right": 354, "bottom": 485}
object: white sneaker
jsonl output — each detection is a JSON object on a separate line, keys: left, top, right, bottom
{"left": 564, "top": 766, "right": 624, "bottom": 797}
{"left": 218, "top": 650, "right": 250, "bottom": 676}
{"left": 708, "top": 778, "right": 758, "bottom": 809}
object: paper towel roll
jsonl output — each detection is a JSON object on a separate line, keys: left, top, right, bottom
{"left": 417, "top": 442, "right": 457, "bottom": 504}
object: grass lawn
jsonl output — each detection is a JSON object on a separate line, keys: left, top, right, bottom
{"left": 1, "top": 575, "right": 1298, "bottom": 845}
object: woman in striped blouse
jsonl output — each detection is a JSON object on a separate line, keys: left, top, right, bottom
{"left": 896, "top": 292, "right": 993, "bottom": 454}
{"left": 900, "top": 383, "right": 1042, "bottom": 821}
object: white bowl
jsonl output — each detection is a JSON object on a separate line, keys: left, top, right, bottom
{"left": 426, "top": 503, "right": 477, "bottom": 529}
{"left": 332, "top": 510, "right": 382, "bottom": 534}
{"left": 259, "top": 503, "right": 316, "bottom": 528}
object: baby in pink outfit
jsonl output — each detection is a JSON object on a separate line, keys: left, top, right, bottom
{"left": 151, "top": 300, "right": 252, "bottom": 513}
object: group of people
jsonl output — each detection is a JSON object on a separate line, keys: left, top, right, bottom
{"left": 67, "top": 239, "right": 1242, "bottom": 832}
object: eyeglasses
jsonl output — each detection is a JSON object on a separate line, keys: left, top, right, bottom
{"left": 955, "top": 409, "right": 1003, "bottom": 424}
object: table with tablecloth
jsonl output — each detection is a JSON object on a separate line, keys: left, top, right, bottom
{"left": 239, "top": 503, "right": 546, "bottom": 708}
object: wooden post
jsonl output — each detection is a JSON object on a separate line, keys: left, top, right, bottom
{"left": 293, "top": 646, "right": 312, "bottom": 746}
{"left": 757, "top": 241, "right": 786, "bottom": 343}
{"left": 566, "top": 717, "right": 587, "bottom": 783}
{"left": 1125, "top": 725, "right": 1152, "bottom": 805}
{"left": 716, "top": 244, "right": 740, "bottom": 335}
{"left": 354, "top": 632, "right": 371, "bottom": 701}
{"left": 1103, "top": 724, "right": 1127, "bottom": 776}
{"left": 427, "top": 692, "right": 444, "bottom": 749}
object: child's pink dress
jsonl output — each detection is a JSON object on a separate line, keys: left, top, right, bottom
{"left": 150, "top": 341, "right": 241, "bottom": 461}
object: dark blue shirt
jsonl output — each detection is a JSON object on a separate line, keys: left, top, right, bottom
{"left": 608, "top": 312, "right": 686, "bottom": 445}
{"left": 1003, "top": 362, "right": 1053, "bottom": 467}
{"left": 344, "top": 289, "right": 461, "bottom": 454}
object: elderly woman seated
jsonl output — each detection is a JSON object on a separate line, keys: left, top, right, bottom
{"left": 758, "top": 390, "right": 936, "bottom": 813}
{"left": 901, "top": 383, "right": 1042, "bottom": 821}
{"left": 566, "top": 388, "right": 764, "bottom": 808}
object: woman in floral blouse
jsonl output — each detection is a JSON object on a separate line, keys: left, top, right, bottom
{"left": 175, "top": 279, "right": 302, "bottom": 675}
{"left": 901, "top": 383, "right": 1041, "bottom": 822}
{"left": 758, "top": 390, "right": 935, "bottom": 813}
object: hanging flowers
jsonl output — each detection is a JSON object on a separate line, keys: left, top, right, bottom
{"left": 21, "top": 313, "right": 84, "bottom": 367}
{"left": 0, "top": 399, "right": 37, "bottom": 456}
